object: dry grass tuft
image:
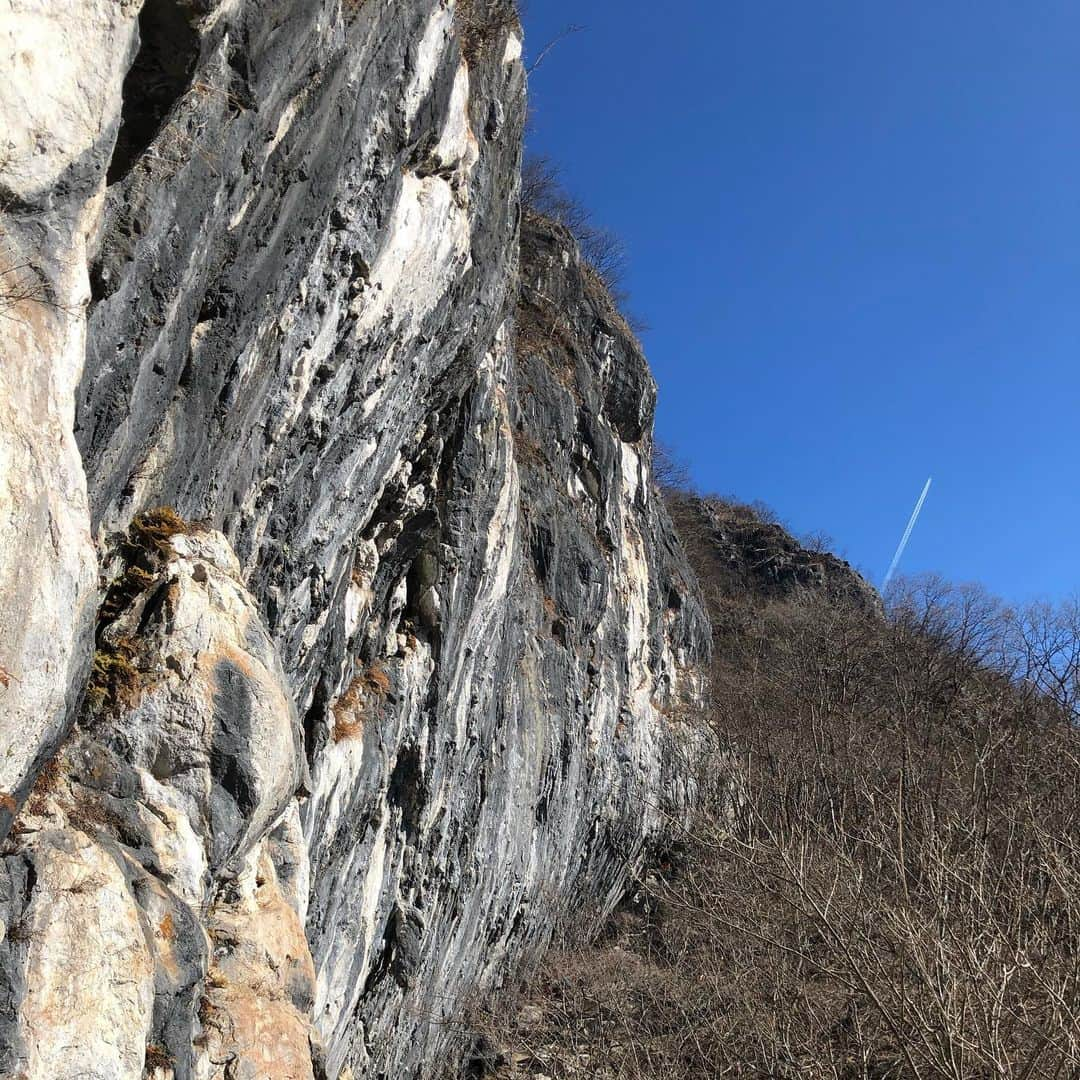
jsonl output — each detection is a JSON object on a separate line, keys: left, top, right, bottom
{"left": 454, "top": 0, "right": 518, "bottom": 65}
{"left": 364, "top": 661, "right": 392, "bottom": 695}
{"left": 332, "top": 662, "right": 394, "bottom": 742}
{"left": 144, "top": 1043, "right": 174, "bottom": 1071}
{"left": 67, "top": 793, "right": 122, "bottom": 837}
{"left": 511, "top": 427, "right": 548, "bottom": 474}
{"left": 25, "top": 755, "right": 64, "bottom": 817}
{"left": 341, "top": 0, "right": 370, "bottom": 22}
{"left": 86, "top": 506, "right": 194, "bottom": 719}
{"left": 332, "top": 713, "right": 365, "bottom": 743}
{"left": 130, "top": 506, "right": 189, "bottom": 557}
{"left": 332, "top": 678, "right": 367, "bottom": 743}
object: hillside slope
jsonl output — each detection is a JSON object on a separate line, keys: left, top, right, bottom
{"left": 470, "top": 498, "right": 1080, "bottom": 1080}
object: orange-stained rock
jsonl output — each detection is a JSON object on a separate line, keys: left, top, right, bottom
{"left": 196, "top": 840, "right": 318, "bottom": 1080}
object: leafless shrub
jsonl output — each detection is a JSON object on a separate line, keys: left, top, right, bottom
{"left": 331, "top": 678, "right": 366, "bottom": 743}
{"left": 526, "top": 23, "right": 585, "bottom": 75}
{"left": 1013, "top": 595, "right": 1080, "bottom": 720}
{"left": 651, "top": 441, "right": 694, "bottom": 493}
{"left": 801, "top": 528, "right": 837, "bottom": 554}
{"left": 0, "top": 247, "right": 57, "bottom": 322}
{"left": 520, "top": 156, "right": 564, "bottom": 217}
{"left": 745, "top": 497, "right": 783, "bottom": 526}
{"left": 0, "top": 150, "right": 56, "bottom": 321}
{"left": 522, "top": 155, "right": 628, "bottom": 303}
{"left": 694, "top": 492, "right": 785, "bottom": 529}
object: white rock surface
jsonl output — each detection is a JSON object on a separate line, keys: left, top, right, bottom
{"left": 0, "top": 0, "right": 142, "bottom": 828}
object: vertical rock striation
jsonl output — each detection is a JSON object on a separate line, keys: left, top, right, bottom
{"left": 0, "top": 0, "right": 141, "bottom": 835}
{"left": 0, "top": 2, "right": 711, "bottom": 1077}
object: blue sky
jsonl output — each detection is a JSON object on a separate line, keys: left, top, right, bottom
{"left": 520, "top": 2, "right": 1079, "bottom": 604}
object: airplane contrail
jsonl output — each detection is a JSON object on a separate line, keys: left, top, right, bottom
{"left": 881, "top": 477, "right": 933, "bottom": 592}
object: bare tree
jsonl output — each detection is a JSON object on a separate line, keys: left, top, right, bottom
{"left": 521, "top": 154, "right": 629, "bottom": 302}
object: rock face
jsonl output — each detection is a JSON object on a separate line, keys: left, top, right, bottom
{"left": 0, "top": 520, "right": 316, "bottom": 1078}
{"left": 0, "top": 2, "right": 710, "bottom": 1078}
{"left": 674, "top": 495, "right": 881, "bottom": 613}
{"left": 0, "top": 0, "right": 140, "bottom": 834}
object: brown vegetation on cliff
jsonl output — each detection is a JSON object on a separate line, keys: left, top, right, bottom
{"left": 455, "top": 0, "right": 520, "bottom": 64}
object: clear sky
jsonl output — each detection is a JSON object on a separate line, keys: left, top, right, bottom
{"left": 520, "top": 2, "right": 1079, "bottom": 605}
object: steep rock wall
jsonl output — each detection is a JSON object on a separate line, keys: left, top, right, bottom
{"left": 0, "top": 0, "right": 140, "bottom": 834}
{"left": 0, "top": 3, "right": 710, "bottom": 1078}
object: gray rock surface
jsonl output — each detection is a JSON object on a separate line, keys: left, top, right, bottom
{"left": 670, "top": 494, "right": 881, "bottom": 613}
{"left": 0, "top": 2, "right": 711, "bottom": 1077}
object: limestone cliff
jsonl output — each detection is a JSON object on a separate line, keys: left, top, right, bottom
{"left": 0, "top": 3, "right": 709, "bottom": 1078}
